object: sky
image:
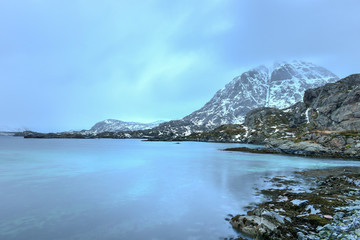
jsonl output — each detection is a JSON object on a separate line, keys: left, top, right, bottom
{"left": 0, "top": 0, "right": 359, "bottom": 132}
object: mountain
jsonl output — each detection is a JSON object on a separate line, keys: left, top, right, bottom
{"left": 188, "top": 74, "right": 360, "bottom": 158}
{"left": 184, "top": 60, "right": 338, "bottom": 126}
{"left": 151, "top": 61, "right": 338, "bottom": 137}
{"left": 89, "top": 119, "right": 164, "bottom": 133}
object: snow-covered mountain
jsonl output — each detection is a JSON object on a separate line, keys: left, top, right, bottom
{"left": 185, "top": 61, "right": 338, "bottom": 127}
{"left": 151, "top": 61, "right": 338, "bottom": 137}
{"left": 89, "top": 119, "right": 164, "bottom": 133}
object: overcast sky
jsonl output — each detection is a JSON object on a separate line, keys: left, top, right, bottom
{"left": 1, "top": 0, "right": 359, "bottom": 132}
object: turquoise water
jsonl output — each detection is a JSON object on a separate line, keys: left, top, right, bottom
{"left": 0, "top": 136, "right": 359, "bottom": 240}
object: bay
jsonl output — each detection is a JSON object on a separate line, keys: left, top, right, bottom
{"left": 0, "top": 136, "right": 358, "bottom": 240}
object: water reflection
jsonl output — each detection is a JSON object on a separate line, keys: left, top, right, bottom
{"left": 0, "top": 137, "right": 359, "bottom": 240}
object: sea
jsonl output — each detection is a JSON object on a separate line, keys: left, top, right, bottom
{"left": 0, "top": 136, "right": 359, "bottom": 240}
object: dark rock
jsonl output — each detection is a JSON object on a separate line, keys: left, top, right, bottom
{"left": 230, "top": 167, "right": 360, "bottom": 240}
{"left": 304, "top": 74, "right": 360, "bottom": 131}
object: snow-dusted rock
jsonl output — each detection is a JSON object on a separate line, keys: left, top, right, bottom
{"left": 90, "top": 119, "right": 164, "bottom": 133}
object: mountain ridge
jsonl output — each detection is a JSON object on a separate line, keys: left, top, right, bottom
{"left": 151, "top": 60, "right": 338, "bottom": 137}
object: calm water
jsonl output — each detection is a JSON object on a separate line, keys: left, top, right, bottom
{"left": 0, "top": 136, "right": 359, "bottom": 240}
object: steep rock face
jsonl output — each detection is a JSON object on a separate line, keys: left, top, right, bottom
{"left": 269, "top": 61, "right": 338, "bottom": 109}
{"left": 304, "top": 74, "right": 360, "bottom": 131}
{"left": 90, "top": 119, "right": 164, "bottom": 133}
{"left": 154, "top": 61, "right": 338, "bottom": 137}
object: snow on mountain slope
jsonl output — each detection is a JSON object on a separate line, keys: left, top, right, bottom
{"left": 153, "top": 61, "right": 338, "bottom": 137}
{"left": 183, "top": 61, "right": 338, "bottom": 128}
{"left": 183, "top": 65, "right": 270, "bottom": 127}
{"left": 268, "top": 61, "right": 339, "bottom": 109}
{"left": 90, "top": 119, "right": 164, "bottom": 133}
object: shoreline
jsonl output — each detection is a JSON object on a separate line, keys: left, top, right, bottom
{"left": 224, "top": 145, "right": 360, "bottom": 160}
{"left": 229, "top": 166, "right": 360, "bottom": 240}
{"left": 16, "top": 132, "right": 360, "bottom": 159}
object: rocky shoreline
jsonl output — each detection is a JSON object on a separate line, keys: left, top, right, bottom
{"left": 228, "top": 167, "right": 360, "bottom": 240}
{"left": 224, "top": 143, "right": 360, "bottom": 160}
{"left": 223, "top": 129, "right": 360, "bottom": 160}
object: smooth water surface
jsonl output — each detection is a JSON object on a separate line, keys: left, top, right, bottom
{"left": 0, "top": 136, "right": 359, "bottom": 240}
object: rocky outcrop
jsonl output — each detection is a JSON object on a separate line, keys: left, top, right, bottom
{"left": 228, "top": 131, "right": 360, "bottom": 159}
{"left": 187, "top": 73, "right": 358, "bottom": 144}
{"left": 184, "top": 105, "right": 307, "bottom": 144}
{"left": 181, "top": 124, "right": 247, "bottom": 142}
{"left": 231, "top": 212, "right": 284, "bottom": 239}
{"left": 211, "top": 74, "right": 360, "bottom": 158}
{"left": 142, "top": 119, "right": 207, "bottom": 138}
{"left": 243, "top": 107, "right": 295, "bottom": 144}
{"left": 304, "top": 74, "right": 360, "bottom": 131}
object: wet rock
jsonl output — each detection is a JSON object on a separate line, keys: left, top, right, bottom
{"left": 229, "top": 167, "right": 360, "bottom": 240}
{"left": 230, "top": 214, "right": 279, "bottom": 238}
{"left": 333, "top": 212, "right": 344, "bottom": 220}
{"left": 297, "top": 232, "right": 306, "bottom": 240}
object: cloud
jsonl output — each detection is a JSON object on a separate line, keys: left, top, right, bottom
{"left": 0, "top": 0, "right": 359, "bottom": 131}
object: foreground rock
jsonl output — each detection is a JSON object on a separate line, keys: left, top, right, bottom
{"left": 316, "top": 201, "right": 360, "bottom": 239}
{"left": 230, "top": 167, "right": 360, "bottom": 240}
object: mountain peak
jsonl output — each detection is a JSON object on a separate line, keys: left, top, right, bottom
{"left": 181, "top": 60, "right": 338, "bottom": 129}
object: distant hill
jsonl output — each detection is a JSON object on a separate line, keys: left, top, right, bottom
{"left": 89, "top": 119, "right": 165, "bottom": 133}
{"left": 0, "top": 132, "right": 16, "bottom": 136}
